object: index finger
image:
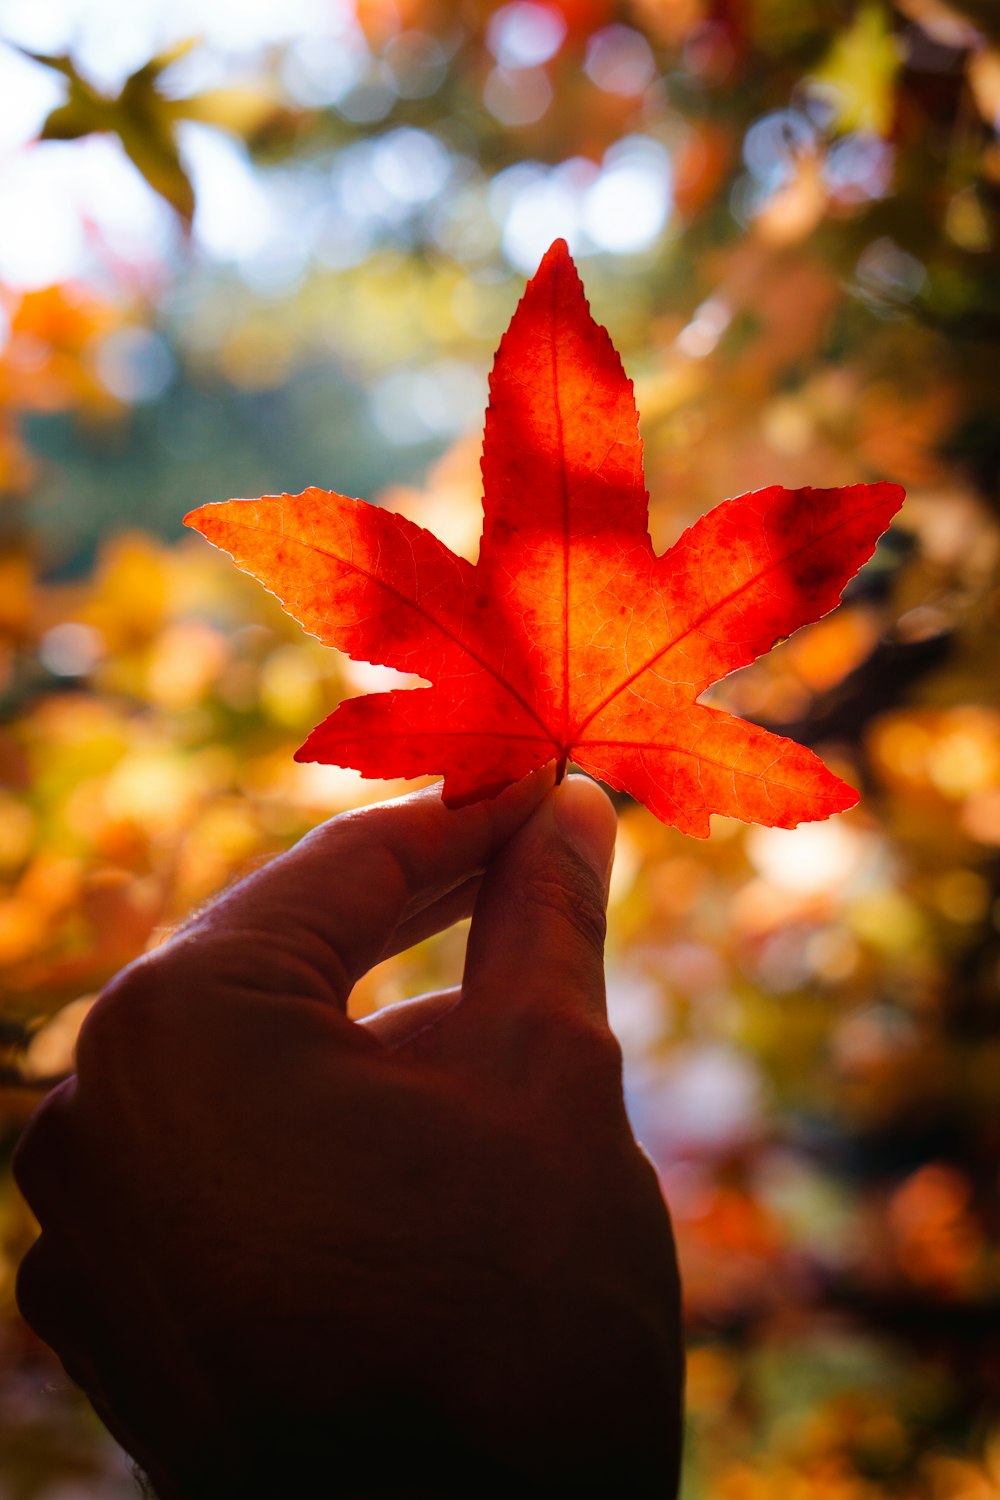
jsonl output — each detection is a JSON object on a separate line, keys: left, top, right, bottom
{"left": 184, "top": 766, "right": 555, "bottom": 1006}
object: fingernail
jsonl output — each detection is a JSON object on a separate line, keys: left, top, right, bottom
{"left": 552, "top": 774, "right": 617, "bottom": 885}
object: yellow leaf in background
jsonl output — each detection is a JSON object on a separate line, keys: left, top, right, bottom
{"left": 809, "top": 3, "right": 902, "bottom": 137}
{"left": 945, "top": 186, "right": 992, "bottom": 252}
{"left": 112, "top": 116, "right": 195, "bottom": 223}
{"left": 78, "top": 535, "right": 169, "bottom": 648}
{"left": 173, "top": 85, "right": 285, "bottom": 139}
{"left": 23, "top": 38, "right": 289, "bottom": 222}
{"left": 17, "top": 48, "right": 115, "bottom": 142}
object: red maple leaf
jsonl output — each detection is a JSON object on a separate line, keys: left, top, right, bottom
{"left": 185, "top": 241, "right": 903, "bottom": 838}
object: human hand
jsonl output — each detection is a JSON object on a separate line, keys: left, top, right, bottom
{"left": 15, "top": 772, "right": 682, "bottom": 1498}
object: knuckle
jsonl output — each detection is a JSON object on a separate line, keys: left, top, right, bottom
{"left": 75, "top": 928, "right": 231, "bottom": 1073}
{"left": 12, "top": 1082, "right": 76, "bottom": 1202}
{"left": 15, "top": 1232, "right": 58, "bottom": 1333}
{"left": 73, "top": 942, "right": 213, "bottom": 1102}
{"left": 73, "top": 956, "right": 162, "bottom": 1076}
{"left": 562, "top": 1012, "right": 624, "bottom": 1079}
{"left": 16, "top": 1235, "right": 99, "bottom": 1393}
{"left": 516, "top": 1003, "right": 623, "bottom": 1083}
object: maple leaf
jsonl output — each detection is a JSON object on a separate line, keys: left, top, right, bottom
{"left": 22, "top": 42, "right": 283, "bottom": 223}
{"left": 185, "top": 241, "right": 903, "bottom": 838}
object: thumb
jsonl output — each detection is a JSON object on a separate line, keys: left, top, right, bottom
{"left": 462, "top": 775, "right": 617, "bottom": 1028}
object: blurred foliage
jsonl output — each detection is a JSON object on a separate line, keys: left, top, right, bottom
{"left": 2, "top": 0, "right": 1000, "bottom": 1495}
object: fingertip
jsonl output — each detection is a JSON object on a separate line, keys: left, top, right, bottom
{"left": 460, "top": 773, "right": 615, "bottom": 1030}
{"left": 474, "top": 762, "right": 559, "bottom": 814}
{"left": 350, "top": 762, "right": 556, "bottom": 826}
{"left": 551, "top": 775, "right": 617, "bottom": 887}
{"left": 431, "top": 762, "right": 560, "bottom": 842}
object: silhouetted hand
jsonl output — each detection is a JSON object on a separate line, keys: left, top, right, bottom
{"left": 15, "top": 772, "right": 682, "bottom": 1498}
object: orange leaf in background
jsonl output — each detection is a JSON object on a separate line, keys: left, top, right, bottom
{"left": 186, "top": 242, "right": 904, "bottom": 837}
{"left": 0, "top": 284, "right": 122, "bottom": 417}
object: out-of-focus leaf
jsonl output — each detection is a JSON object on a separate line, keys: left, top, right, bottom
{"left": 0, "top": 284, "right": 125, "bottom": 418}
{"left": 808, "top": 3, "right": 902, "bottom": 137}
{"left": 172, "top": 85, "right": 283, "bottom": 138}
{"left": 23, "top": 36, "right": 290, "bottom": 220}
{"left": 23, "top": 43, "right": 196, "bottom": 219}
{"left": 20, "top": 48, "right": 116, "bottom": 141}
